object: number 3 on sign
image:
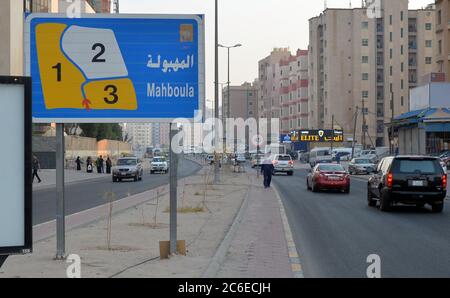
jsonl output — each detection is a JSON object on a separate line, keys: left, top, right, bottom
{"left": 104, "top": 85, "right": 119, "bottom": 104}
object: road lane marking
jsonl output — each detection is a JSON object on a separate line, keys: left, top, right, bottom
{"left": 273, "top": 184, "right": 304, "bottom": 278}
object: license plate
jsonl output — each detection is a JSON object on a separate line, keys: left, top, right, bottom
{"left": 412, "top": 180, "right": 424, "bottom": 187}
{"left": 329, "top": 176, "right": 340, "bottom": 181}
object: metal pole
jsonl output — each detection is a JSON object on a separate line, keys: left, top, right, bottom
{"left": 351, "top": 107, "right": 358, "bottom": 159}
{"left": 0, "top": 255, "right": 7, "bottom": 269}
{"left": 330, "top": 114, "right": 334, "bottom": 152}
{"left": 214, "top": 0, "right": 220, "bottom": 183}
{"left": 169, "top": 123, "right": 178, "bottom": 254}
{"left": 56, "top": 123, "right": 66, "bottom": 260}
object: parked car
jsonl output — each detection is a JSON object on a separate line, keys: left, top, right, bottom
{"left": 150, "top": 156, "right": 169, "bottom": 174}
{"left": 348, "top": 158, "right": 377, "bottom": 175}
{"left": 306, "top": 163, "right": 350, "bottom": 193}
{"left": 309, "top": 148, "right": 332, "bottom": 168}
{"left": 271, "top": 154, "right": 294, "bottom": 176}
{"left": 367, "top": 156, "right": 447, "bottom": 213}
{"left": 112, "top": 157, "right": 143, "bottom": 182}
{"left": 251, "top": 154, "right": 265, "bottom": 168}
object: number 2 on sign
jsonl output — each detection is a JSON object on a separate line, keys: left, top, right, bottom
{"left": 104, "top": 85, "right": 119, "bottom": 104}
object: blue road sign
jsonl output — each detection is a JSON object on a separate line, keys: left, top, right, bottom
{"left": 25, "top": 14, "right": 205, "bottom": 123}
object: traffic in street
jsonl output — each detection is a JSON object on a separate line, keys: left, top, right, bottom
{"left": 274, "top": 166, "right": 450, "bottom": 278}
{"left": 33, "top": 158, "right": 201, "bottom": 225}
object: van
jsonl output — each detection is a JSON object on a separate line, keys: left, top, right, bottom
{"left": 309, "top": 148, "right": 332, "bottom": 168}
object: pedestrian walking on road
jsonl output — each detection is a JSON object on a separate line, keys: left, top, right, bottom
{"left": 32, "top": 155, "right": 42, "bottom": 183}
{"left": 106, "top": 156, "right": 112, "bottom": 174}
{"left": 261, "top": 159, "right": 275, "bottom": 189}
{"left": 99, "top": 155, "right": 105, "bottom": 173}
{"left": 76, "top": 156, "right": 82, "bottom": 171}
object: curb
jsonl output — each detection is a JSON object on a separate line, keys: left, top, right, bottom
{"left": 272, "top": 185, "right": 304, "bottom": 278}
{"left": 201, "top": 188, "right": 250, "bottom": 278}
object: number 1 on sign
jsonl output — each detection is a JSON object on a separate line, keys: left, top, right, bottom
{"left": 52, "top": 63, "right": 62, "bottom": 82}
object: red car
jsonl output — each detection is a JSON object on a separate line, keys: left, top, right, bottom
{"left": 307, "top": 163, "right": 350, "bottom": 193}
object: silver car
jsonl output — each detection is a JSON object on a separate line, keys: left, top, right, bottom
{"left": 348, "top": 158, "right": 376, "bottom": 175}
{"left": 112, "top": 157, "right": 143, "bottom": 182}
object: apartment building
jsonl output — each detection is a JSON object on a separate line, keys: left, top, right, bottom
{"left": 436, "top": 0, "right": 450, "bottom": 79}
{"left": 125, "top": 123, "right": 153, "bottom": 154}
{"left": 309, "top": 1, "right": 435, "bottom": 148}
{"left": 258, "top": 48, "right": 309, "bottom": 140}
{"left": 222, "top": 82, "right": 259, "bottom": 120}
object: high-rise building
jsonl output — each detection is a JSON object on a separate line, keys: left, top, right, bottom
{"left": 258, "top": 48, "right": 309, "bottom": 141}
{"left": 436, "top": 0, "right": 450, "bottom": 79}
{"left": 308, "top": 1, "right": 435, "bottom": 148}
{"left": 222, "top": 82, "right": 259, "bottom": 120}
{"left": 124, "top": 123, "right": 153, "bottom": 154}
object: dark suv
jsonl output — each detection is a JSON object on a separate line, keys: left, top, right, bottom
{"left": 367, "top": 156, "right": 447, "bottom": 213}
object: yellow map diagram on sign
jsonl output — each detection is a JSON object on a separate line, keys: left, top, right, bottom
{"left": 35, "top": 23, "right": 137, "bottom": 110}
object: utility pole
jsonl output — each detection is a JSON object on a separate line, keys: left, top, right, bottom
{"left": 214, "top": 0, "right": 220, "bottom": 183}
{"left": 362, "top": 99, "right": 367, "bottom": 150}
{"left": 390, "top": 91, "right": 395, "bottom": 154}
{"left": 330, "top": 114, "right": 335, "bottom": 152}
{"left": 351, "top": 107, "right": 358, "bottom": 159}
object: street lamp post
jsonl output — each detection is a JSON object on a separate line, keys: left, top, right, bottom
{"left": 219, "top": 44, "right": 242, "bottom": 154}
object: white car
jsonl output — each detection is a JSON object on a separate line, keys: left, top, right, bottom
{"left": 271, "top": 154, "right": 294, "bottom": 176}
{"left": 150, "top": 157, "right": 169, "bottom": 174}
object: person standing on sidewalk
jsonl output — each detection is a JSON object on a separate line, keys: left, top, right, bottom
{"left": 86, "top": 156, "right": 93, "bottom": 173}
{"left": 261, "top": 158, "right": 275, "bottom": 189}
{"left": 76, "top": 156, "right": 83, "bottom": 171}
{"left": 32, "top": 155, "right": 42, "bottom": 183}
{"left": 99, "top": 155, "right": 105, "bottom": 173}
{"left": 106, "top": 156, "right": 112, "bottom": 174}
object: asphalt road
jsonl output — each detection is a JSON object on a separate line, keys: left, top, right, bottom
{"left": 33, "top": 158, "right": 202, "bottom": 225}
{"left": 274, "top": 169, "right": 450, "bottom": 278}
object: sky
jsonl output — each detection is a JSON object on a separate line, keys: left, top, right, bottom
{"left": 121, "top": 0, "right": 435, "bottom": 108}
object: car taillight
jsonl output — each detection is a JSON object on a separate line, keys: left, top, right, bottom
{"left": 289, "top": 160, "right": 294, "bottom": 165}
{"left": 443, "top": 174, "right": 447, "bottom": 190}
{"left": 387, "top": 173, "right": 393, "bottom": 188}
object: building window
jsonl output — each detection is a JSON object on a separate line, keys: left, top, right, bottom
{"left": 389, "top": 15, "right": 393, "bottom": 25}
{"left": 390, "top": 32, "right": 393, "bottom": 42}
{"left": 425, "top": 23, "right": 432, "bottom": 30}
{"left": 362, "top": 21, "right": 369, "bottom": 29}
{"left": 425, "top": 57, "right": 432, "bottom": 65}
{"left": 401, "top": 11, "right": 404, "bottom": 22}
{"left": 439, "top": 40, "right": 442, "bottom": 54}
{"left": 438, "top": 10, "right": 442, "bottom": 25}
{"left": 425, "top": 40, "right": 432, "bottom": 48}
{"left": 362, "top": 39, "right": 369, "bottom": 46}
{"left": 362, "top": 56, "right": 369, "bottom": 63}
{"left": 362, "top": 73, "right": 369, "bottom": 80}
{"left": 362, "top": 91, "right": 369, "bottom": 98}
{"left": 401, "top": 96, "right": 404, "bottom": 106}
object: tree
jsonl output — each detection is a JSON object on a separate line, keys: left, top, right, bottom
{"left": 79, "top": 124, "right": 123, "bottom": 141}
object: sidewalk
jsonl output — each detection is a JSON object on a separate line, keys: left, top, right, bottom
{"left": 33, "top": 170, "right": 111, "bottom": 190}
{"left": 1, "top": 166, "right": 250, "bottom": 278}
{"left": 215, "top": 174, "right": 298, "bottom": 278}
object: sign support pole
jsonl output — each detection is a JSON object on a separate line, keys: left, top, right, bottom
{"left": 55, "top": 123, "right": 66, "bottom": 260}
{"left": 169, "top": 123, "right": 179, "bottom": 255}
{"left": 0, "top": 255, "right": 7, "bottom": 269}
